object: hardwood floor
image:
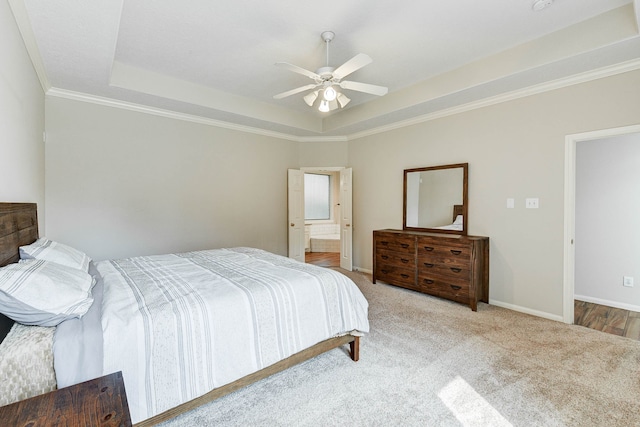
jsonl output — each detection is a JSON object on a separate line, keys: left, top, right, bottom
{"left": 305, "top": 252, "right": 340, "bottom": 268}
{"left": 304, "top": 256, "right": 640, "bottom": 343}
{"left": 575, "top": 300, "right": 640, "bottom": 342}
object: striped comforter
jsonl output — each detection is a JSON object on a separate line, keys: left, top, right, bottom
{"left": 95, "top": 247, "right": 369, "bottom": 423}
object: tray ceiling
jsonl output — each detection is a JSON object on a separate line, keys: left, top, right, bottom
{"left": 9, "top": 0, "right": 640, "bottom": 140}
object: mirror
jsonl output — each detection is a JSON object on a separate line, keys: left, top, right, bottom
{"left": 403, "top": 163, "right": 468, "bottom": 235}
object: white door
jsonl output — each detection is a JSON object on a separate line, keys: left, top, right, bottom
{"left": 287, "top": 169, "right": 305, "bottom": 262}
{"left": 340, "top": 168, "right": 353, "bottom": 271}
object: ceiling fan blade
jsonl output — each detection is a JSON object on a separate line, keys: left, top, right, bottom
{"left": 340, "top": 80, "right": 388, "bottom": 96}
{"left": 275, "top": 62, "right": 321, "bottom": 80}
{"left": 273, "top": 84, "right": 319, "bottom": 99}
{"left": 332, "top": 53, "right": 372, "bottom": 80}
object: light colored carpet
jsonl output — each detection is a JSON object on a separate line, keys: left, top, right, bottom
{"left": 161, "top": 269, "right": 640, "bottom": 426}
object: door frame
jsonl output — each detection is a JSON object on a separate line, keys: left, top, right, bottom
{"left": 287, "top": 169, "right": 305, "bottom": 262}
{"left": 563, "top": 123, "right": 640, "bottom": 324}
{"left": 300, "top": 167, "right": 352, "bottom": 270}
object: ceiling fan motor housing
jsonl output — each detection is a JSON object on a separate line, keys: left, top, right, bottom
{"left": 316, "top": 66, "right": 335, "bottom": 81}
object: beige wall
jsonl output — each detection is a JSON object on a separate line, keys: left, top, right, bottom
{"left": 348, "top": 69, "right": 640, "bottom": 319}
{"left": 0, "top": 2, "right": 45, "bottom": 225}
{"left": 45, "top": 97, "right": 299, "bottom": 260}
{"left": 299, "top": 141, "right": 348, "bottom": 167}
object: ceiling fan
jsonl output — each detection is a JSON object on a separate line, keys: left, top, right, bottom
{"left": 273, "top": 31, "right": 388, "bottom": 112}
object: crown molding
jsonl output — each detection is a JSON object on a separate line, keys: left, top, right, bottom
{"left": 8, "top": 0, "right": 51, "bottom": 93}
{"left": 45, "top": 88, "right": 303, "bottom": 142}
{"left": 297, "top": 136, "right": 349, "bottom": 143}
{"left": 46, "top": 57, "right": 640, "bottom": 144}
{"left": 346, "top": 57, "right": 640, "bottom": 141}
{"left": 109, "top": 61, "right": 322, "bottom": 133}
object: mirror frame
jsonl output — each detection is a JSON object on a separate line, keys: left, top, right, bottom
{"left": 403, "top": 163, "right": 468, "bottom": 235}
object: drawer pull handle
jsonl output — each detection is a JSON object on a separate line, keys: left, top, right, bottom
{"left": 450, "top": 250, "right": 462, "bottom": 255}
{"left": 381, "top": 241, "right": 389, "bottom": 245}
{"left": 401, "top": 243, "right": 409, "bottom": 248}
{"left": 424, "top": 279, "right": 434, "bottom": 284}
{"left": 423, "top": 263, "right": 434, "bottom": 268}
{"left": 450, "top": 285, "right": 462, "bottom": 291}
{"left": 401, "top": 274, "right": 410, "bottom": 279}
{"left": 381, "top": 269, "right": 390, "bottom": 274}
{"left": 423, "top": 246, "right": 434, "bottom": 251}
{"left": 401, "top": 258, "right": 409, "bottom": 264}
{"left": 381, "top": 255, "right": 389, "bottom": 260}
{"left": 450, "top": 267, "right": 462, "bottom": 273}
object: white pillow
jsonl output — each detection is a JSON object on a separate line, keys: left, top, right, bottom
{"left": 0, "top": 260, "right": 94, "bottom": 327}
{"left": 20, "top": 238, "right": 91, "bottom": 272}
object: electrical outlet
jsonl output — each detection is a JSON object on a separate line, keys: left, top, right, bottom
{"left": 623, "top": 276, "right": 634, "bottom": 287}
{"left": 525, "top": 198, "right": 539, "bottom": 209}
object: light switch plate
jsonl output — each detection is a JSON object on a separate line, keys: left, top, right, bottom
{"left": 507, "top": 198, "right": 515, "bottom": 209}
{"left": 623, "top": 276, "right": 634, "bottom": 287}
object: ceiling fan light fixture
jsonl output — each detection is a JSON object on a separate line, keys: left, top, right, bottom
{"left": 318, "top": 100, "right": 330, "bottom": 112}
{"left": 323, "top": 85, "right": 337, "bottom": 101}
{"left": 337, "top": 93, "right": 351, "bottom": 108}
{"left": 304, "top": 90, "right": 319, "bottom": 106}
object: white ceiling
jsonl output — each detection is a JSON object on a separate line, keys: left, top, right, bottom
{"left": 10, "top": 0, "right": 640, "bottom": 140}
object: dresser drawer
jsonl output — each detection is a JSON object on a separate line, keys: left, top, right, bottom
{"left": 417, "top": 241, "right": 470, "bottom": 268}
{"left": 375, "top": 264, "right": 416, "bottom": 289}
{"left": 418, "top": 275, "right": 470, "bottom": 303}
{"left": 417, "top": 241, "right": 470, "bottom": 259}
{"left": 418, "top": 260, "right": 470, "bottom": 280}
{"left": 375, "top": 233, "right": 415, "bottom": 253}
{"left": 376, "top": 249, "right": 415, "bottom": 269}
{"left": 418, "top": 235, "right": 470, "bottom": 249}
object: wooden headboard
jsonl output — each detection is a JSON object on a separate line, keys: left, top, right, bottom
{"left": 0, "top": 203, "right": 39, "bottom": 342}
{"left": 453, "top": 204, "right": 463, "bottom": 222}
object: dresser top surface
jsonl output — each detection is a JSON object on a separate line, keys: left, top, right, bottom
{"left": 375, "top": 229, "right": 488, "bottom": 241}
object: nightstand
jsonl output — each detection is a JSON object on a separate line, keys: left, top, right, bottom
{"left": 0, "top": 371, "right": 131, "bottom": 426}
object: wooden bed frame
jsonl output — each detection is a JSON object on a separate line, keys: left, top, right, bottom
{"left": 0, "top": 202, "right": 360, "bottom": 426}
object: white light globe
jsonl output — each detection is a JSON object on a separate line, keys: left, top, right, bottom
{"left": 323, "top": 86, "right": 337, "bottom": 101}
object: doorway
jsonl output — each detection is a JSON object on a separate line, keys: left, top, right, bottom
{"left": 563, "top": 124, "right": 640, "bottom": 326}
{"left": 288, "top": 167, "right": 352, "bottom": 270}
{"left": 305, "top": 170, "right": 341, "bottom": 258}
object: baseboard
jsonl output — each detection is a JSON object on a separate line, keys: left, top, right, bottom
{"left": 353, "top": 266, "right": 372, "bottom": 274}
{"left": 574, "top": 294, "right": 640, "bottom": 313}
{"left": 489, "top": 299, "right": 565, "bottom": 323}
{"left": 353, "top": 271, "right": 574, "bottom": 322}
{"left": 351, "top": 274, "right": 567, "bottom": 322}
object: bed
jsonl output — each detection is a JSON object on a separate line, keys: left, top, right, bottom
{"left": 432, "top": 205, "right": 464, "bottom": 231}
{"left": 0, "top": 203, "right": 369, "bottom": 425}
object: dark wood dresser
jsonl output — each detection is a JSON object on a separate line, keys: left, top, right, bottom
{"left": 0, "top": 371, "right": 131, "bottom": 426}
{"left": 373, "top": 229, "right": 489, "bottom": 311}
